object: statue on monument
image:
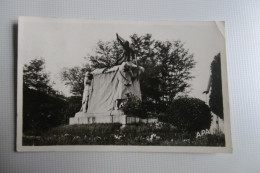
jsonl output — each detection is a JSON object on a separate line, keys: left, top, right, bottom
{"left": 79, "top": 72, "right": 93, "bottom": 113}
{"left": 115, "top": 33, "right": 137, "bottom": 65}
{"left": 102, "top": 33, "right": 138, "bottom": 75}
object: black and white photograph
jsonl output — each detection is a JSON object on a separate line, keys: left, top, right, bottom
{"left": 17, "top": 17, "right": 232, "bottom": 152}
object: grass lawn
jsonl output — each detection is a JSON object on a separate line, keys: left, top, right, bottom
{"left": 23, "top": 123, "right": 225, "bottom": 146}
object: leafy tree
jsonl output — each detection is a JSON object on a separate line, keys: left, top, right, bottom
{"left": 23, "top": 58, "right": 68, "bottom": 134}
{"left": 61, "top": 64, "right": 92, "bottom": 97}
{"left": 209, "top": 53, "right": 224, "bottom": 119}
{"left": 23, "top": 58, "right": 54, "bottom": 94}
{"left": 154, "top": 40, "right": 195, "bottom": 103}
{"left": 166, "top": 97, "right": 212, "bottom": 134}
{"left": 130, "top": 34, "right": 161, "bottom": 112}
{"left": 89, "top": 40, "right": 123, "bottom": 69}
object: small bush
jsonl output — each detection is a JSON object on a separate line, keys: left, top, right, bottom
{"left": 166, "top": 97, "right": 212, "bottom": 134}
{"left": 23, "top": 88, "right": 82, "bottom": 135}
{"left": 121, "top": 93, "right": 147, "bottom": 118}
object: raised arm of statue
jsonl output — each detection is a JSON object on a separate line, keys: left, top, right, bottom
{"left": 116, "top": 33, "right": 126, "bottom": 46}
{"left": 114, "top": 33, "right": 136, "bottom": 65}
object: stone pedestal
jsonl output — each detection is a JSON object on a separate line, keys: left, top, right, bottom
{"left": 69, "top": 110, "right": 127, "bottom": 125}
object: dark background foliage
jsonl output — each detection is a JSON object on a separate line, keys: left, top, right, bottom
{"left": 61, "top": 64, "right": 92, "bottom": 97}
{"left": 23, "top": 59, "right": 81, "bottom": 134}
{"left": 23, "top": 87, "right": 67, "bottom": 134}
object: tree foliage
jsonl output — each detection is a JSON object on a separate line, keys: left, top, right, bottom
{"left": 23, "top": 58, "right": 55, "bottom": 94}
{"left": 89, "top": 40, "right": 123, "bottom": 69}
{"left": 23, "top": 87, "right": 67, "bottom": 134}
{"left": 61, "top": 64, "right": 92, "bottom": 97}
{"left": 166, "top": 97, "right": 212, "bottom": 134}
{"left": 209, "top": 53, "right": 224, "bottom": 119}
{"left": 23, "top": 58, "right": 69, "bottom": 134}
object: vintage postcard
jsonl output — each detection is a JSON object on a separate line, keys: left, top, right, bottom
{"left": 17, "top": 16, "right": 232, "bottom": 152}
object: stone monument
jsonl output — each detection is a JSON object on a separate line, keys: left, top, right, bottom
{"left": 70, "top": 33, "right": 145, "bottom": 124}
{"left": 69, "top": 62, "right": 144, "bottom": 125}
{"left": 69, "top": 33, "right": 159, "bottom": 125}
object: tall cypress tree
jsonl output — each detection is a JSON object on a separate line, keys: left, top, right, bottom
{"left": 209, "top": 53, "right": 224, "bottom": 119}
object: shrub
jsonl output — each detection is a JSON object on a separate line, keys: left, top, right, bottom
{"left": 23, "top": 88, "right": 68, "bottom": 134}
{"left": 166, "top": 97, "right": 212, "bottom": 134}
{"left": 121, "top": 93, "right": 147, "bottom": 118}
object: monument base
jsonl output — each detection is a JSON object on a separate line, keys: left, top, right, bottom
{"left": 69, "top": 110, "right": 127, "bottom": 125}
{"left": 69, "top": 110, "right": 158, "bottom": 125}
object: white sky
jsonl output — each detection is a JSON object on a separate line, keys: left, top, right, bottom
{"left": 19, "top": 17, "right": 226, "bottom": 101}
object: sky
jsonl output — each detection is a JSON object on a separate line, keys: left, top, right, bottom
{"left": 19, "top": 17, "right": 226, "bottom": 101}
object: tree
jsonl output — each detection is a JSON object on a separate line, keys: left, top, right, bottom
{"left": 23, "top": 58, "right": 67, "bottom": 133}
{"left": 209, "top": 53, "right": 224, "bottom": 119}
{"left": 166, "top": 97, "right": 212, "bottom": 134}
{"left": 154, "top": 40, "right": 195, "bottom": 103}
{"left": 23, "top": 58, "right": 54, "bottom": 94}
{"left": 88, "top": 40, "right": 123, "bottom": 69}
{"left": 61, "top": 64, "right": 92, "bottom": 97}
